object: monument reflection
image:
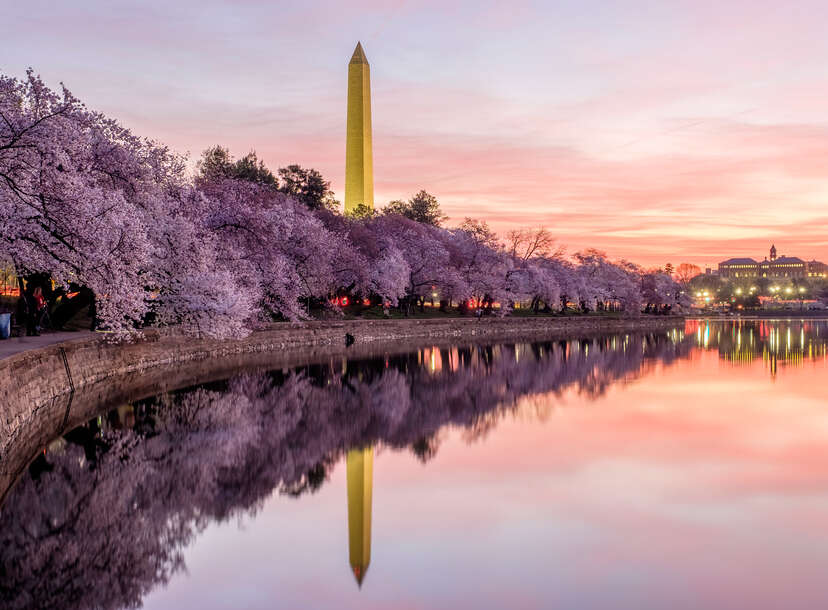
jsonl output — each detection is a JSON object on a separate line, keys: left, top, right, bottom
{"left": 347, "top": 447, "right": 373, "bottom": 586}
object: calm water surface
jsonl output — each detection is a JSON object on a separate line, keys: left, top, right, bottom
{"left": 2, "top": 319, "right": 828, "bottom": 609}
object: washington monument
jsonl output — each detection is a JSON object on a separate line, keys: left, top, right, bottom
{"left": 345, "top": 42, "right": 374, "bottom": 214}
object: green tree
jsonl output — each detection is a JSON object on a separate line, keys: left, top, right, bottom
{"left": 278, "top": 164, "right": 338, "bottom": 211}
{"left": 197, "top": 150, "right": 341, "bottom": 211}
{"left": 346, "top": 203, "right": 376, "bottom": 220}
{"left": 197, "top": 145, "right": 233, "bottom": 181}
{"left": 197, "top": 146, "right": 276, "bottom": 185}
{"left": 234, "top": 152, "right": 276, "bottom": 185}
{"left": 383, "top": 190, "right": 446, "bottom": 226}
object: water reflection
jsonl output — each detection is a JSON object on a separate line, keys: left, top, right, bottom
{"left": 687, "top": 318, "right": 828, "bottom": 374}
{"left": 0, "top": 331, "right": 689, "bottom": 609}
{"left": 347, "top": 448, "right": 373, "bottom": 586}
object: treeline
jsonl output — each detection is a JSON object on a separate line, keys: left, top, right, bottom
{"left": 0, "top": 71, "right": 687, "bottom": 336}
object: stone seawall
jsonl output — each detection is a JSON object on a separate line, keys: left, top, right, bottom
{"left": 0, "top": 316, "right": 683, "bottom": 503}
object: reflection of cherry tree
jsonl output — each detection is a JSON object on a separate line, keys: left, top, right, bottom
{"left": 0, "top": 332, "right": 691, "bottom": 610}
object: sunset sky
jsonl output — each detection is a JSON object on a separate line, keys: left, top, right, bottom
{"left": 5, "top": 0, "right": 828, "bottom": 267}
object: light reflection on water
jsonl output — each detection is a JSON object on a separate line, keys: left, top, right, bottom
{"left": 2, "top": 319, "right": 828, "bottom": 609}
{"left": 687, "top": 318, "right": 828, "bottom": 373}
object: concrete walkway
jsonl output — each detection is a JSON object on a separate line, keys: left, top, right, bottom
{"left": 0, "top": 331, "right": 95, "bottom": 360}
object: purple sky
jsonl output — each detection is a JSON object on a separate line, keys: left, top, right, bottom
{"left": 5, "top": 0, "right": 828, "bottom": 266}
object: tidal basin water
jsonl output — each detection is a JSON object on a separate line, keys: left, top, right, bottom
{"left": 3, "top": 319, "right": 828, "bottom": 610}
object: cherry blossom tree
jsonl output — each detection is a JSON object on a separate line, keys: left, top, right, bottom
{"left": 640, "top": 271, "right": 690, "bottom": 313}
{"left": 0, "top": 69, "right": 349, "bottom": 335}
{"left": 371, "top": 214, "right": 459, "bottom": 313}
{"left": 193, "top": 177, "right": 340, "bottom": 322}
{"left": 444, "top": 219, "right": 513, "bottom": 311}
{"left": 574, "top": 250, "right": 641, "bottom": 313}
{"left": 316, "top": 210, "right": 409, "bottom": 305}
{"left": 2, "top": 69, "right": 680, "bottom": 332}
{"left": 0, "top": 70, "right": 181, "bottom": 333}
{"left": 503, "top": 227, "right": 563, "bottom": 312}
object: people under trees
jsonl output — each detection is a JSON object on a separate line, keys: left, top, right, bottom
{"left": 0, "top": 70, "right": 688, "bottom": 338}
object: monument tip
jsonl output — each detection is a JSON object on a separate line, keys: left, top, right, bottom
{"left": 350, "top": 41, "right": 369, "bottom": 65}
{"left": 352, "top": 564, "right": 368, "bottom": 587}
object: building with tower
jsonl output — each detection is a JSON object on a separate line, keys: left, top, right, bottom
{"left": 718, "top": 245, "right": 825, "bottom": 280}
{"left": 345, "top": 42, "right": 374, "bottom": 214}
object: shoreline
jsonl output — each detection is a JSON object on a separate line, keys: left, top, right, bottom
{"left": 0, "top": 315, "right": 687, "bottom": 405}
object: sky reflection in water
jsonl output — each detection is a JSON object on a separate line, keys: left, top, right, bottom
{"left": 2, "top": 319, "right": 828, "bottom": 609}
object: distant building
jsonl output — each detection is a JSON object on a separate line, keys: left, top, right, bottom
{"left": 718, "top": 257, "right": 761, "bottom": 279}
{"left": 807, "top": 260, "right": 828, "bottom": 278}
{"left": 718, "top": 245, "right": 825, "bottom": 280}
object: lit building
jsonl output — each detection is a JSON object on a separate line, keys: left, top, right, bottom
{"left": 807, "top": 260, "right": 828, "bottom": 278}
{"left": 344, "top": 42, "right": 374, "bottom": 214}
{"left": 347, "top": 447, "right": 373, "bottom": 587}
{"left": 718, "top": 245, "right": 825, "bottom": 280}
{"left": 717, "top": 257, "right": 760, "bottom": 279}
